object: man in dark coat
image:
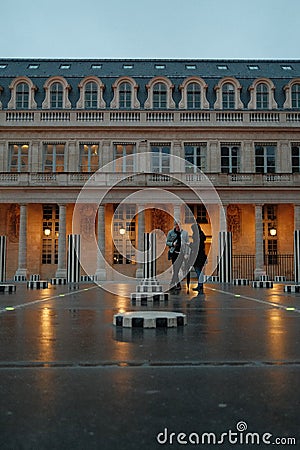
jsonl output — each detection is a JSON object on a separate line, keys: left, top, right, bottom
{"left": 190, "top": 223, "right": 207, "bottom": 294}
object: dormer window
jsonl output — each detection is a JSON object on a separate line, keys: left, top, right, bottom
{"left": 50, "top": 83, "right": 63, "bottom": 108}
{"left": 28, "top": 64, "right": 39, "bottom": 69}
{"left": 42, "top": 77, "right": 71, "bottom": 109}
{"left": 256, "top": 83, "right": 269, "bottom": 109}
{"left": 153, "top": 82, "right": 167, "bottom": 109}
{"left": 222, "top": 83, "right": 235, "bottom": 109}
{"left": 119, "top": 82, "right": 132, "bottom": 109}
{"left": 123, "top": 64, "right": 133, "bottom": 69}
{"left": 155, "top": 64, "right": 166, "bottom": 69}
{"left": 248, "top": 78, "right": 277, "bottom": 110}
{"left": 60, "top": 64, "right": 71, "bottom": 69}
{"left": 217, "top": 65, "right": 228, "bottom": 70}
{"left": 16, "top": 82, "right": 29, "bottom": 109}
{"left": 144, "top": 77, "right": 175, "bottom": 109}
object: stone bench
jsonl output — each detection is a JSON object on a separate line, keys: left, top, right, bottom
{"left": 27, "top": 281, "right": 49, "bottom": 289}
{"left": 233, "top": 279, "right": 249, "bottom": 285}
{"left": 284, "top": 285, "right": 300, "bottom": 293}
{"left": 252, "top": 281, "right": 273, "bottom": 288}
{"left": 0, "top": 284, "right": 16, "bottom": 293}
{"left": 113, "top": 311, "right": 187, "bottom": 328}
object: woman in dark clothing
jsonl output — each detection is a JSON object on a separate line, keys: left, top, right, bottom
{"left": 166, "top": 221, "right": 189, "bottom": 291}
{"left": 190, "top": 223, "right": 207, "bottom": 294}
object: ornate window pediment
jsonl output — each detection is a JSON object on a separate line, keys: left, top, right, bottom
{"left": 144, "top": 76, "right": 175, "bottom": 109}
{"left": 76, "top": 76, "right": 105, "bottom": 109}
{"left": 283, "top": 78, "right": 300, "bottom": 109}
{"left": 247, "top": 78, "right": 277, "bottom": 110}
{"left": 179, "top": 77, "right": 209, "bottom": 109}
{"left": 8, "top": 77, "right": 37, "bottom": 109}
{"left": 214, "top": 77, "right": 243, "bottom": 110}
{"left": 42, "top": 76, "right": 71, "bottom": 109}
{"left": 110, "top": 77, "right": 140, "bottom": 109}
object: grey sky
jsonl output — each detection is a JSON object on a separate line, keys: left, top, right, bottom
{"left": 0, "top": 0, "right": 299, "bottom": 59}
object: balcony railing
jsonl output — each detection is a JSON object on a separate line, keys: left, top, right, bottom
{"left": 2, "top": 109, "right": 300, "bottom": 127}
{"left": 0, "top": 172, "right": 299, "bottom": 188}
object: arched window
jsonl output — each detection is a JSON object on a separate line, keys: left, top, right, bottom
{"left": 42, "top": 77, "right": 71, "bottom": 109}
{"left": 50, "top": 83, "right": 63, "bottom": 109}
{"left": 291, "top": 83, "right": 300, "bottom": 109}
{"left": 119, "top": 82, "right": 132, "bottom": 109}
{"left": 214, "top": 78, "right": 243, "bottom": 110}
{"left": 16, "top": 83, "right": 29, "bottom": 109}
{"left": 110, "top": 77, "right": 140, "bottom": 109}
{"left": 84, "top": 82, "right": 98, "bottom": 109}
{"left": 187, "top": 83, "right": 201, "bottom": 109}
{"left": 256, "top": 83, "right": 269, "bottom": 109}
{"left": 179, "top": 77, "right": 209, "bottom": 109}
{"left": 222, "top": 83, "right": 235, "bottom": 109}
{"left": 153, "top": 83, "right": 167, "bottom": 109}
{"left": 8, "top": 77, "right": 37, "bottom": 109}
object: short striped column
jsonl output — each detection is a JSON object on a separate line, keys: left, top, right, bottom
{"left": 233, "top": 279, "right": 249, "bottom": 286}
{"left": 30, "top": 274, "right": 40, "bottom": 281}
{"left": 67, "top": 234, "right": 81, "bottom": 283}
{"left": 0, "top": 236, "right": 7, "bottom": 283}
{"left": 218, "top": 232, "right": 232, "bottom": 283}
{"left": 284, "top": 285, "right": 300, "bottom": 293}
{"left": 143, "top": 233, "right": 156, "bottom": 279}
{"left": 131, "top": 232, "right": 168, "bottom": 303}
{"left": 294, "top": 230, "right": 300, "bottom": 283}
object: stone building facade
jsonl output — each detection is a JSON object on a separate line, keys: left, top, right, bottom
{"left": 0, "top": 59, "right": 299, "bottom": 281}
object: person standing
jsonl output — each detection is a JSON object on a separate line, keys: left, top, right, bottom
{"left": 166, "top": 221, "right": 189, "bottom": 291}
{"left": 190, "top": 223, "right": 207, "bottom": 294}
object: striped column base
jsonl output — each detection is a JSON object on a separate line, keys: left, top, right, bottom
{"left": 0, "top": 284, "right": 16, "bottom": 293}
{"left": 51, "top": 278, "right": 67, "bottom": 285}
{"left": 131, "top": 292, "right": 169, "bottom": 303}
{"left": 259, "top": 275, "right": 269, "bottom": 281}
{"left": 27, "top": 281, "right": 49, "bottom": 289}
{"left": 136, "top": 285, "right": 163, "bottom": 293}
{"left": 284, "top": 285, "right": 300, "bottom": 293}
{"left": 80, "top": 275, "right": 96, "bottom": 282}
{"left": 204, "top": 276, "right": 219, "bottom": 283}
{"left": 233, "top": 279, "right": 249, "bottom": 285}
{"left": 252, "top": 281, "right": 273, "bottom": 288}
{"left": 274, "top": 276, "right": 287, "bottom": 282}
{"left": 14, "top": 275, "right": 26, "bottom": 282}
{"left": 113, "top": 311, "right": 186, "bottom": 328}
{"left": 30, "top": 274, "right": 40, "bottom": 281}
{"left": 139, "top": 278, "right": 160, "bottom": 286}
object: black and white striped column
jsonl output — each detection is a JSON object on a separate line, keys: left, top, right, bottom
{"left": 0, "top": 236, "right": 7, "bottom": 282}
{"left": 143, "top": 232, "right": 156, "bottom": 279}
{"left": 295, "top": 230, "right": 300, "bottom": 283}
{"left": 219, "top": 231, "right": 232, "bottom": 283}
{"left": 67, "top": 234, "right": 81, "bottom": 283}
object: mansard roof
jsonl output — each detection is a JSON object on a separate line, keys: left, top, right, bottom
{"left": 1, "top": 58, "right": 300, "bottom": 79}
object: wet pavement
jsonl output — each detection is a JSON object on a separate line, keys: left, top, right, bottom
{"left": 0, "top": 281, "right": 299, "bottom": 449}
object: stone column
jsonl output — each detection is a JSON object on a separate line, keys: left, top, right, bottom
{"left": 55, "top": 204, "right": 67, "bottom": 277}
{"left": 136, "top": 205, "right": 145, "bottom": 278}
{"left": 294, "top": 204, "right": 300, "bottom": 230}
{"left": 15, "top": 204, "right": 28, "bottom": 278}
{"left": 173, "top": 205, "right": 181, "bottom": 223}
{"left": 254, "top": 204, "right": 266, "bottom": 279}
{"left": 95, "top": 205, "right": 106, "bottom": 280}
